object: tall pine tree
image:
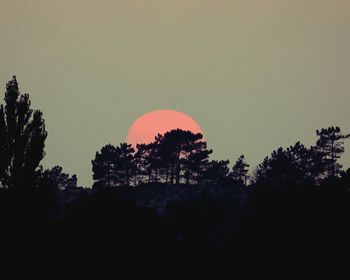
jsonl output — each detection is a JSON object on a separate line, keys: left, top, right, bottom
{"left": 315, "top": 126, "right": 350, "bottom": 178}
{"left": 231, "top": 155, "right": 249, "bottom": 186}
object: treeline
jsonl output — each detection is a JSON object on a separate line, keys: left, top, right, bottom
{"left": 92, "top": 127, "right": 350, "bottom": 189}
{"left": 1, "top": 76, "right": 350, "bottom": 259}
{"left": 0, "top": 76, "right": 349, "bottom": 193}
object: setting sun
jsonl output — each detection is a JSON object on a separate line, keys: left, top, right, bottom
{"left": 126, "top": 109, "right": 203, "bottom": 147}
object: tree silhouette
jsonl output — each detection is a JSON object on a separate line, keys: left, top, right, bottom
{"left": 156, "top": 129, "right": 188, "bottom": 185}
{"left": 146, "top": 140, "right": 164, "bottom": 184}
{"left": 134, "top": 143, "right": 153, "bottom": 184}
{"left": 116, "top": 143, "right": 135, "bottom": 186}
{"left": 202, "top": 160, "right": 230, "bottom": 186}
{"left": 287, "top": 142, "right": 313, "bottom": 182}
{"left": 254, "top": 147, "right": 304, "bottom": 187}
{"left": 0, "top": 76, "right": 47, "bottom": 190}
{"left": 157, "top": 129, "right": 211, "bottom": 185}
{"left": 183, "top": 135, "right": 212, "bottom": 185}
{"left": 92, "top": 143, "right": 135, "bottom": 188}
{"left": 92, "top": 144, "right": 118, "bottom": 188}
{"left": 315, "top": 126, "right": 350, "bottom": 178}
{"left": 41, "top": 165, "right": 77, "bottom": 191}
{"left": 231, "top": 155, "right": 249, "bottom": 186}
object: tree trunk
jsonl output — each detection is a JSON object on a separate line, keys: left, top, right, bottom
{"left": 155, "top": 168, "right": 158, "bottom": 183}
{"left": 175, "top": 163, "right": 181, "bottom": 185}
{"left": 186, "top": 165, "right": 190, "bottom": 185}
{"left": 126, "top": 169, "right": 130, "bottom": 186}
{"left": 170, "top": 165, "right": 174, "bottom": 185}
{"left": 165, "top": 168, "right": 169, "bottom": 185}
{"left": 108, "top": 163, "right": 111, "bottom": 187}
{"left": 331, "top": 140, "right": 335, "bottom": 178}
{"left": 148, "top": 169, "right": 152, "bottom": 183}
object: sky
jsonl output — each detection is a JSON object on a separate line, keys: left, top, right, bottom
{"left": 1, "top": 0, "right": 349, "bottom": 187}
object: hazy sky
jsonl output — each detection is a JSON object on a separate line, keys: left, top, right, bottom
{"left": 1, "top": 0, "right": 349, "bottom": 187}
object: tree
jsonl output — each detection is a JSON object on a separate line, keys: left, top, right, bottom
{"left": 157, "top": 129, "right": 211, "bottom": 185}
{"left": 134, "top": 143, "right": 153, "bottom": 184}
{"left": 202, "top": 160, "right": 230, "bottom": 186}
{"left": 133, "top": 142, "right": 165, "bottom": 184}
{"left": 115, "top": 143, "right": 135, "bottom": 186}
{"left": 254, "top": 147, "right": 300, "bottom": 187}
{"left": 0, "top": 76, "right": 47, "bottom": 190}
{"left": 92, "top": 144, "right": 118, "bottom": 188}
{"left": 41, "top": 165, "right": 77, "bottom": 191}
{"left": 36, "top": 165, "right": 77, "bottom": 217}
{"left": 251, "top": 156, "right": 270, "bottom": 184}
{"left": 92, "top": 143, "right": 135, "bottom": 188}
{"left": 315, "top": 126, "right": 350, "bottom": 178}
{"left": 146, "top": 140, "right": 164, "bottom": 184}
{"left": 231, "top": 155, "right": 249, "bottom": 186}
{"left": 157, "top": 129, "right": 189, "bottom": 185}
{"left": 185, "top": 140, "right": 212, "bottom": 185}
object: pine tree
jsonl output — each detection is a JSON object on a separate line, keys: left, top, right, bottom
{"left": 92, "top": 143, "right": 135, "bottom": 188}
{"left": 286, "top": 142, "right": 315, "bottom": 183}
{"left": 315, "top": 126, "right": 350, "bottom": 178}
{"left": 134, "top": 143, "right": 153, "bottom": 184}
{"left": 157, "top": 129, "right": 211, "bottom": 185}
{"left": 92, "top": 144, "right": 118, "bottom": 188}
{"left": 186, "top": 140, "right": 212, "bottom": 185}
{"left": 115, "top": 143, "right": 135, "bottom": 186}
{"left": 202, "top": 160, "right": 230, "bottom": 186}
{"left": 231, "top": 155, "right": 249, "bottom": 186}
{"left": 254, "top": 148, "right": 299, "bottom": 187}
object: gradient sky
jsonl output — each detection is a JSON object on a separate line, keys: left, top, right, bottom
{"left": 1, "top": 0, "right": 349, "bottom": 187}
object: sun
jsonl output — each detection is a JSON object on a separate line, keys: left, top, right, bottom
{"left": 126, "top": 109, "right": 203, "bottom": 147}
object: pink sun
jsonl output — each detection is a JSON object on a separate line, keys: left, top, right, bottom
{"left": 126, "top": 109, "right": 203, "bottom": 147}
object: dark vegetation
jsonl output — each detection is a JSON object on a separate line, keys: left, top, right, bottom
{"left": 1, "top": 76, "right": 350, "bottom": 260}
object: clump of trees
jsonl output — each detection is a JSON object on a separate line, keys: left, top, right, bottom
{"left": 252, "top": 127, "right": 350, "bottom": 187}
{"left": 92, "top": 130, "right": 212, "bottom": 187}
{"left": 92, "top": 129, "right": 253, "bottom": 188}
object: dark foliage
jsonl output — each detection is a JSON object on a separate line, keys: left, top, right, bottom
{"left": 315, "top": 126, "right": 350, "bottom": 178}
{"left": 231, "top": 155, "right": 249, "bottom": 186}
{"left": 92, "top": 129, "right": 214, "bottom": 187}
{"left": 1, "top": 76, "right": 350, "bottom": 265}
{"left": 0, "top": 76, "right": 47, "bottom": 190}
